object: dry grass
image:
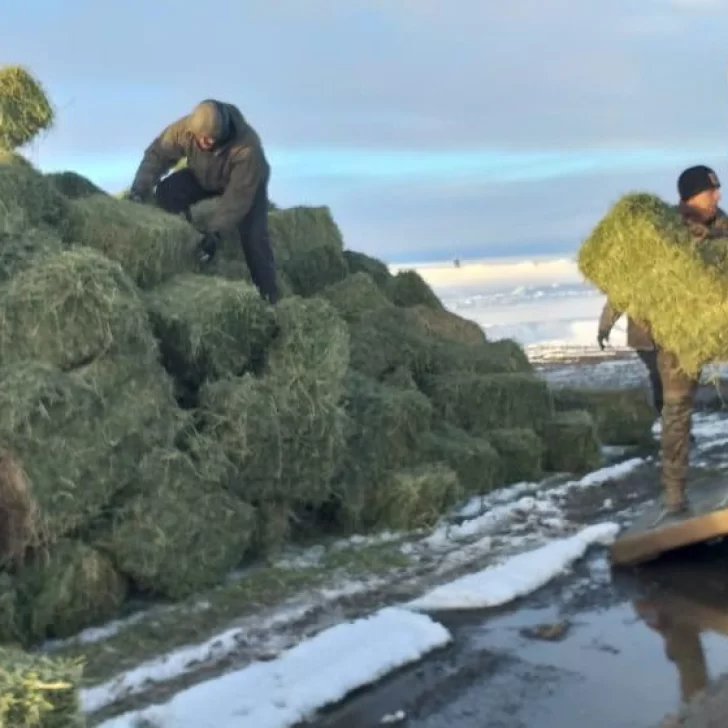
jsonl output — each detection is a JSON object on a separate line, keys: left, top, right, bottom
{"left": 45, "top": 171, "right": 106, "bottom": 200}
{"left": 0, "top": 446, "right": 36, "bottom": 567}
{"left": 388, "top": 269, "right": 443, "bottom": 309}
{"left": 488, "top": 428, "right": 545, "bottom": 484}
{"left": 411, "top": 304, "right": 486, "bottom": 344}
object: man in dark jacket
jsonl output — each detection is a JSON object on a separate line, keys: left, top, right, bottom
{"left": 128, "top": 99, "right": 279, "bottom": 303}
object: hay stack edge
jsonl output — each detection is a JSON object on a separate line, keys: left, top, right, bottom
{"left": 578, "top": 192, "right": 728, "bottom": 376}
{"left": 0, "top": 66, "right": 650, "bottom": 722}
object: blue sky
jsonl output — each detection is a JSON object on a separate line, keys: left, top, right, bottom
{"left": 5, "top": 0, "right": 728, "bottom": 262}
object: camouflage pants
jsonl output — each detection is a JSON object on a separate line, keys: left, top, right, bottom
{"left": 658, "top": 349, "right": 698, "bottom": 510}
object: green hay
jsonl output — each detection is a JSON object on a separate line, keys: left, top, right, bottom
{"left": 15, "top": 541, "right": 127, "bottom": 642}
{"left": 381, "top": 366, "right": 418, "bottom": 390}
{"left": 254, "top": 501, "right": 293, "bottom": 555}
{"left": 426, "top": 338, "right": 532, "bottom": 377}
{"left": 320, "top": 272, "right": 394, "bottom": 321}
{"left": 422, "top": 424, "right": 502, "bottom": 497}
{"left": 542, "top": 410, "right": 602, "bottom": 474}
{"left": 0, "top": 150, "right": 33, "bottom": 169}
{"left": 45, "top": 171, "right": 106, "bottom": 200}
{"left": 551, "top": 387, "right": 656, "bottom": 447}
{"left": 488, "top": 428, "right": 545, "bottom": 484}
{"left": 388, "top": 269, "right": 443, "bottom": 309}
{"left": 67, "top": 195, "right": 200, "bottom": 288}
{"left": 0, "top": 362, "right": 163, "bottom": 555}
{"left": 0, "top": 247, "right": 157, "bottom": 371}
{"left": 0, "top": 575, "right": 21, "bottom": 645}
{"left": 269, "top": 206, "right": 348, "bottom": 296}
{"left": 334, "top": 373, "right": 434, "bottom": 528}
{"left": 0, "top": 162, "right": 74, "bottom": 240}
{"left": 578, "top": 193, "right": 728, "bottom": 375}
{"left": 195, "top": 372, "right": 347, "bottom": 509}
{"left": 267, "top": 296, "right": 350, "bottom": 389}
{"left": 348, "top": 305, "right": 433, "bottom": 380}
{"left": 0, "top": 647, "right": 83, "bottom": 727}
{"left": 0, "top": 226, "right": 63, "bottom": 283}
{"left": 96, "top": 448, "right": 256, "bottom": 600}
{"left": 342, "top": 463, "right": 462, "bottom": 532}
{"left": 422, "top": 373, "right": 554, "bottom": 436}
{"left": 343, "top": 250, "right": 393, "bottom": 291}
{"left": 0, "top": 65, "right": 54, "bottom": 150}
{"left": 146, "top": 274, "right": 278, "bottom": 387}
{"left": 412, "top": 304, "right": 486, "bottom": 344}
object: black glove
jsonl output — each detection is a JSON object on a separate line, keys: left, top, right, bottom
{"left": 597, "top": 330, "right": 609, "bottom": 350}
{"left": 196, "top": 232, "right": 220, "bottom": 263}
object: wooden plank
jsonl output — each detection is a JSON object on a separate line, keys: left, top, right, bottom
{"left": 611, "top": 477, "right": 728, "bottom": 566}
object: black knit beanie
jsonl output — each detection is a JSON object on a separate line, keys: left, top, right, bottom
{"left": 678, "top": 165, "right": 721, "bottom": 201}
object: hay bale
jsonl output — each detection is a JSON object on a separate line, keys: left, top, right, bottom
{"left": 15, "top": 541, "right": 127, "bottom": 641}
{"left": 334, "top": 373, "right": 434, "bottom": 528}
{"left": 195, "top": 372, "right": 347, "bottom": 508}
{"left": 0, "top": 226, "right": 63, "bottom": 283}
{"left": 489, "top": 428, "right": 544, "bottom": 484}
{"left": 0, "top": 647, "right": 83, "bottom": 727}
{"left": 422, "top": 424, "right": 502, "bottom": 497}
{"left": 578, "top": 193, "right": 728, "bottom": 375}
{"left": 343, "top": 250, "right": 393, "bottom": 290}
{"left": 426, "top": 338, "right": 532, "bottom": 378}
{"left": 67, "top": 195, "right": 200, "bottom": 288}
{"left": 269, "top": 206, "right": 348, "bottom": 296}
{"left": 96, "top": 448, "right": 256, "bottom": 599}
{"left": 0, "top": 161, "right": 73, "bottom": 239}
{"left": 320, "top": 272, "right": 393, "bottom": 321}
{"left": 342, "top": 463, "right": 462, "bottom": 532}
{"left": 552, "top": 387, "right": 656, "bottom": 446}
{"left": 146, "top": 274, "right": 277, "bottom": 387}
{"left": 381, "top": 366, "right": 418, "bottom": 390}
{"left": 542, "top": 410, "right": 602, "bottom": 474}
{"left": 0, "top": 65, "right": 54, "bottom": 150}
{"left": 194, "top": 298, "right": 349, "bottom": 509}
{"left": 348, "top": 305, "right": 433, "bottom": 380}
{"left": 0, "top": 247, "right": 157, "bottom": 370}
{"left": 389, "top": 269, "right": 443, "bottom": 309}
{"left": 422, "top": 373, "right": 553, "bottom": 436}
{"left": 267, "top": 296, "right": 350, "bottom": 387}
{"left": 45, "top": 171, "right": 106, "bottom": 200}
{"left": 254, "top": 501, "right": 292, "bottom": 555}
{"left": 412, "top": 305, "right": 486, "bottom": 344}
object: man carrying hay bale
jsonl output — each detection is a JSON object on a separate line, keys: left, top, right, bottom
{"left": 586, "top": 165, "right": 726, "bottom": 524}
{"left": 128, "top": 99, "right": 279, "bottom": 303}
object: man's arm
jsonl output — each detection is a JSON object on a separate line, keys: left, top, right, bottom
{"left": 205, "top": 148, "right": 262, "bottom": 234}
{"left": 130, "top": 117, "right": 189, "bottom": 200}
{"left": 598, "top": 300, "right": 622, "bottom": 336}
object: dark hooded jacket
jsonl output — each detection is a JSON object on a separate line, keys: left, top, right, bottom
{"left": 598, "top": 204, "right": 728, "bottom": 350}
{"left": 130, "top": 101, "right": 269, "bottom": 234}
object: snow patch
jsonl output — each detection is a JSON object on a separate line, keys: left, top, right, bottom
{"left": 406, "top": 522, "right": 620, "bottom": 612}
{"left": 97, "top": 608, "right": 451, "bottom": 728}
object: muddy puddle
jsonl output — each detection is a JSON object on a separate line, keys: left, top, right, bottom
{"left": 311, "top": 540, "right": 728, "bottom": 728}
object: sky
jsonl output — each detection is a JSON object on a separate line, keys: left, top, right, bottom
{"left": 5, "top": 0, "right": 728, "bottom": 262}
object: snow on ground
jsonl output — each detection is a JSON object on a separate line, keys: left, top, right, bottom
{"left": 406, "top": 523, "right": 619, "bottom": 612}
{"left": 97, "top": 608, "right": 452, "bottom": 728}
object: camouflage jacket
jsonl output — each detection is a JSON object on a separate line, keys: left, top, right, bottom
{"left": 598, "top": 204, "right": 728, "bottom": 350}
{"left": 130, "top": 102, "right": 270, "bottom": 234}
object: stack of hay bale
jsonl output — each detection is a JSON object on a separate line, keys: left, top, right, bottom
{"left": 0, "top": 153, "right": 612, "bottom": 654}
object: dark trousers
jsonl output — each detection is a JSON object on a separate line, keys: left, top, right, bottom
{"left": 155, "top": 169, "right": 279, "bottom": 304}
{"left": 636, "top": 348, "right": 664, "bottom": 415}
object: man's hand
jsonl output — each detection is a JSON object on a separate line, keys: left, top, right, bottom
{"left": 126, "top": 190, "right": 145, "bottom": 203}
{"left": 196, "top": 232, "right": 220, "bottom": 263}
{"left": 597, "top": 330, "right": 610, "bottom": 350}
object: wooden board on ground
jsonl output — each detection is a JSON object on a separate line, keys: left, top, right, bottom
{"left": 611, "top": 477, "right": 728, "bottom": 566}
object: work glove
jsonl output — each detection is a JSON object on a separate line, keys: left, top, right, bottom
{"left": 196, "top": 232, "right": 220, "bottom": 263}
{"left": 597, "top": 330, "right": 609, "bottom": 350}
